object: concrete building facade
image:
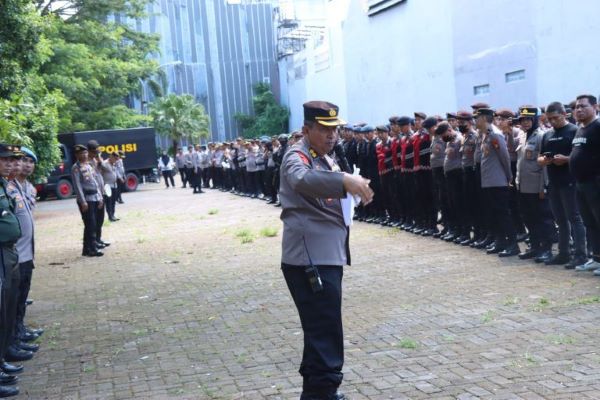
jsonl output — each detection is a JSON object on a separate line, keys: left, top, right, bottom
{"left": 280, "top": 0, "right": 600, "bottom": 129}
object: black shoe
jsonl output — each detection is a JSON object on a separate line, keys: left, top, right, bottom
{"left": 267, "top": 199, "right": 276, "bottom": 204}
{"left": 544, "top": 253, "right": 570, "bottom": 266}
{"left": 26, "top": 328, "right": 43, "bottom": 337}
{"left": 0, "top": 385, "right": 18, "bottom": 397}
{"left": 18, "top": 331, "right": 38, "bottom": 343}
{"left": 461, "top": 238, "right": 474, "bottom": 246}
{"left": 499, "top": 244, "right": 520, "bottom": 257}
{"left": 300, "top": 392, "right": 345, "bottom": 400}
{"left": 535, "top": 250, "right": 553, "bottom": 264}
{"left": 0, "top": 363, "right": 22, "bottom": 375}
{"left": 17, "top": 342, "right": 38, "bottom": 353}
{"left": 421, "top": 229, "right": 434, "bottom": 237}
{"left": 108, "top": 217, "right": 119, "bottom": 222}
{"left": 454, "top": 235, "right": 468, "bottom": 244}
{"left": 98, "top": 240, "right": 110, "bottom": 247}
{"left": 486, "top": 245, "right": 503, "bottom": 254}
{"left": 25, "top": 299, "right": 32, "bottom": 306}
{"left": 516, "top": 232, "right": 529, "bottom": 242}
{"left": 0, "top": 372, "right": 17, "bottom": 386}
{"left": 4, "top": 347, "right": 33, "bottom": 362}
{"left": 444, "top": 233, "right": 457, "bottom": 242}
{"left": 94, "top": 242, "right": 106, "bottom": 249}
{"left": 117, "top": 200, "right": 124, "bottom": 204}
{"left": 84, "top": 250, "right": 104, "bottom": 257}
{"left": 565, "top": 256, "right": 588, "bottom": 270}
{"left": 518, "top": 248, "right": 539, "bottom": 260}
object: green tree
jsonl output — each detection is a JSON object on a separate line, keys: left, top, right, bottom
{"left": 234, "top": 83, "right": 289, "bottom": 138}
{"left": 0, "top": 0, "right": 62, "bottom": 181}
{"left": 150, "top": 94, "right": 210, "bottom": 151}
{"left": 38, "top": 0, "right": 159, "bottom": 132}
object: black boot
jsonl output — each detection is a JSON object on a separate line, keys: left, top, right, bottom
{"left": 0, "top": 385, "right": 18, "bottom": 398}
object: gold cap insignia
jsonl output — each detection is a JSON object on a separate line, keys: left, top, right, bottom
{"left": 329, "top": 109, "right": 337, "bottom": 117}
{"left": 523, "top": 108, "right": 528, "bottom": 114}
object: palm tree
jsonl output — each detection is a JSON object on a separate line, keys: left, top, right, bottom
{"left": 149, "top": 94, "right": 210, "bottom": 152}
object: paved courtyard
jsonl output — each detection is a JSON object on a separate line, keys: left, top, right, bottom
{"left": 17, "top": 184, "right": 600, "bottom": 399}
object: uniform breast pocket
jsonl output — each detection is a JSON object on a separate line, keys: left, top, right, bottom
{"left": 525, "top": 144, "right": 536, "bottom": 160}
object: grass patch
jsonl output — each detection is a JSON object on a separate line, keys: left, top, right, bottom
{"left": 208, "top": 208, "right": 219, "bottom": 215}
{"left": 259, "top": 227, "right": 278, "bottom": 237}
{"left": 137, "top": 235, "right": 146, "bottom": 244}
{"left": 481, "top": 311, "right": 495, "bottom": 323}
{"left": 235, "top": 228, "right": 255, "bottom": 244}
{"left": 546, "top": 334, "right": 576, "bottom": 345}
{"left": 396, "top": 338, "right": 418, "bottom": 349}
{"left": 577, "top": 296, "right": 600, "bottom": 305}
{"left": 503, "top": 296, "right": 519, "bottom": 306}
{"left": 82, "top": 365, "right": 95, "bottom": 373}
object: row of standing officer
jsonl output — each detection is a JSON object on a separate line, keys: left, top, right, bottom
{"left": 0, "top": 144, "right": 45, "bottom": 398}
{"left": 338, "top": 99, "right": 598, "bottom": 269}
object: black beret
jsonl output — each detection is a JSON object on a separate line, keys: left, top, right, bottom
{"left": 397, "top": 116, "right": 411, "bottom": 126}
{"left": 422, "top": 117, "right": 438, "bottom": 129}
{"left": 495, "top": 108, "right": 515, "bottom": 118}
{"left": 456, "top": 110, "right": 473, "bottom": 120}
{"left": 74, "top": 144, "right": 88, "bottom": 153}
{"left": 389, "top": 115, "right": 401, "bottom": 124}
{"left": 376, "top": 125, "right": 390, "bottom": 132}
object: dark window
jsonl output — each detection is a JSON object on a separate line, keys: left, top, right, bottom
{"left": 368, "top": 0, "right": 407, "bottom": 16}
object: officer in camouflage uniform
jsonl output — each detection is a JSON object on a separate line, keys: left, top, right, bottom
{"left": 280, "top": 101, "right": 373, "bottom": 400}
{"left": 0, "top": 144, "right": 24, "bottom": 397}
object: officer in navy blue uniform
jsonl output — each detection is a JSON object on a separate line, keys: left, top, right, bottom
{"left": 280, "top": 101, "right": 373, "bottom": 400}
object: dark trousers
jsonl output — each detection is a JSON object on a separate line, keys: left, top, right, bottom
{"left": 445, "top": 168, "right": 464, "bottom": 234}
{"left": 115, "top": 181, "right": 124, "bottom": 202}
{"left": 214, "top": 167, "right": 223, "bottom": 188}
{"left": 519, "top": 192, "right": 555, "bottom": 250}
{"left": 366, "top": 173, "right": 383, "bottom": 218}
{"left": 80, "top": 201, "right": 98, "bottom": 252}
{"left": 380, "top": 172, "right": 397, "bottom": 220}
{"left": 96, "top": 201, "right": 104, "bottom": 242}
{"left": 201, "top": 168, "right": 210, "bottom": 188}
{"left": 510, "top": 161, "right": 526, "bottom": 234}
{"left": 416, "top": 169, "right": 435, "bottom": 228}
{"left": 247, "top": 171, "right": 259, "bottom": 195}
{"left": 549, "top": 183, "right": 587, "bottom": 257}
{"left": 432, "top": 167, "right": 447, "bottom": 228}
{"left": 16, "top": 261, "right": 34, "bottom": 335}
{"left": 265, "top": 167, "right": 276, "bottom": 199}
{"left": 162, "top": 170, "right": 175, "bottom": 187}
{"left": 394, "top": 171, "right": 405, "bottom": 222}
{"left": 257, "top": 170, "right": 265, "bottom": 195}
{"left": 401, "top": 172, "right": 416, "bottom": 224}
{"left": 282, "top": 264, "right": 344, "bottom": 397}
{"left": 473, "top": 164, "right": 488, "bottom": 239}
{"left": 105, "top": 190, "right": 116, "bottom": 219}
{"left": 0, "top": 247, "right": 19, "bottom": 359}
{"left": 484, "top": 187, "right": 516, "bottom": 248}
{"left": 462, "top": 167, "right": 477, "bottom": 235}
{"left": 576, "top": 180, "right": 600, "bottom": 261}
{"left": 180, "top": 166, "right": 189, "bottom": 187}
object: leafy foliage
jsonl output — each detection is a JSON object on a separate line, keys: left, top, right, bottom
{"left": 40, "top": 11, "right": 159, "bottom": 132}
{"left": 150, "top": 94, "right": 210, "bottom": 150}
{"left": 234, "top": 83, "right": 289, "bottom": 138}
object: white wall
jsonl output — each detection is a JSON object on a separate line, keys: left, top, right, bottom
{"left": 280, "top": 0, "right": 600, "bottom": 128}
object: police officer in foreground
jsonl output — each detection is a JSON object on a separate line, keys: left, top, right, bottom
{"left": 280, "top": 101, "right": 374, "bottom": 400}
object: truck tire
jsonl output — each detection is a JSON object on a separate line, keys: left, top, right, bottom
{"left": 124, "top": 172, "right": 139, "bottom": 192}
{"left": 56, "top": 179, "right": 73, "bottom": 200}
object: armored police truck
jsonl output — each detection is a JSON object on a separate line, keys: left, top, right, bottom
{"left": 37, "top": 127, "right": 158, "bottom": 200}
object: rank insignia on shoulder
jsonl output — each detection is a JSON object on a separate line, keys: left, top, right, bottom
{"left": 296, "top": 151, "right": 310, "bottom": 165}
{"left": 492, "top": 139, "right": 499, "bottom": 149}
{"left": 309, "top": 148, "right": 318, "bottom": 158}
